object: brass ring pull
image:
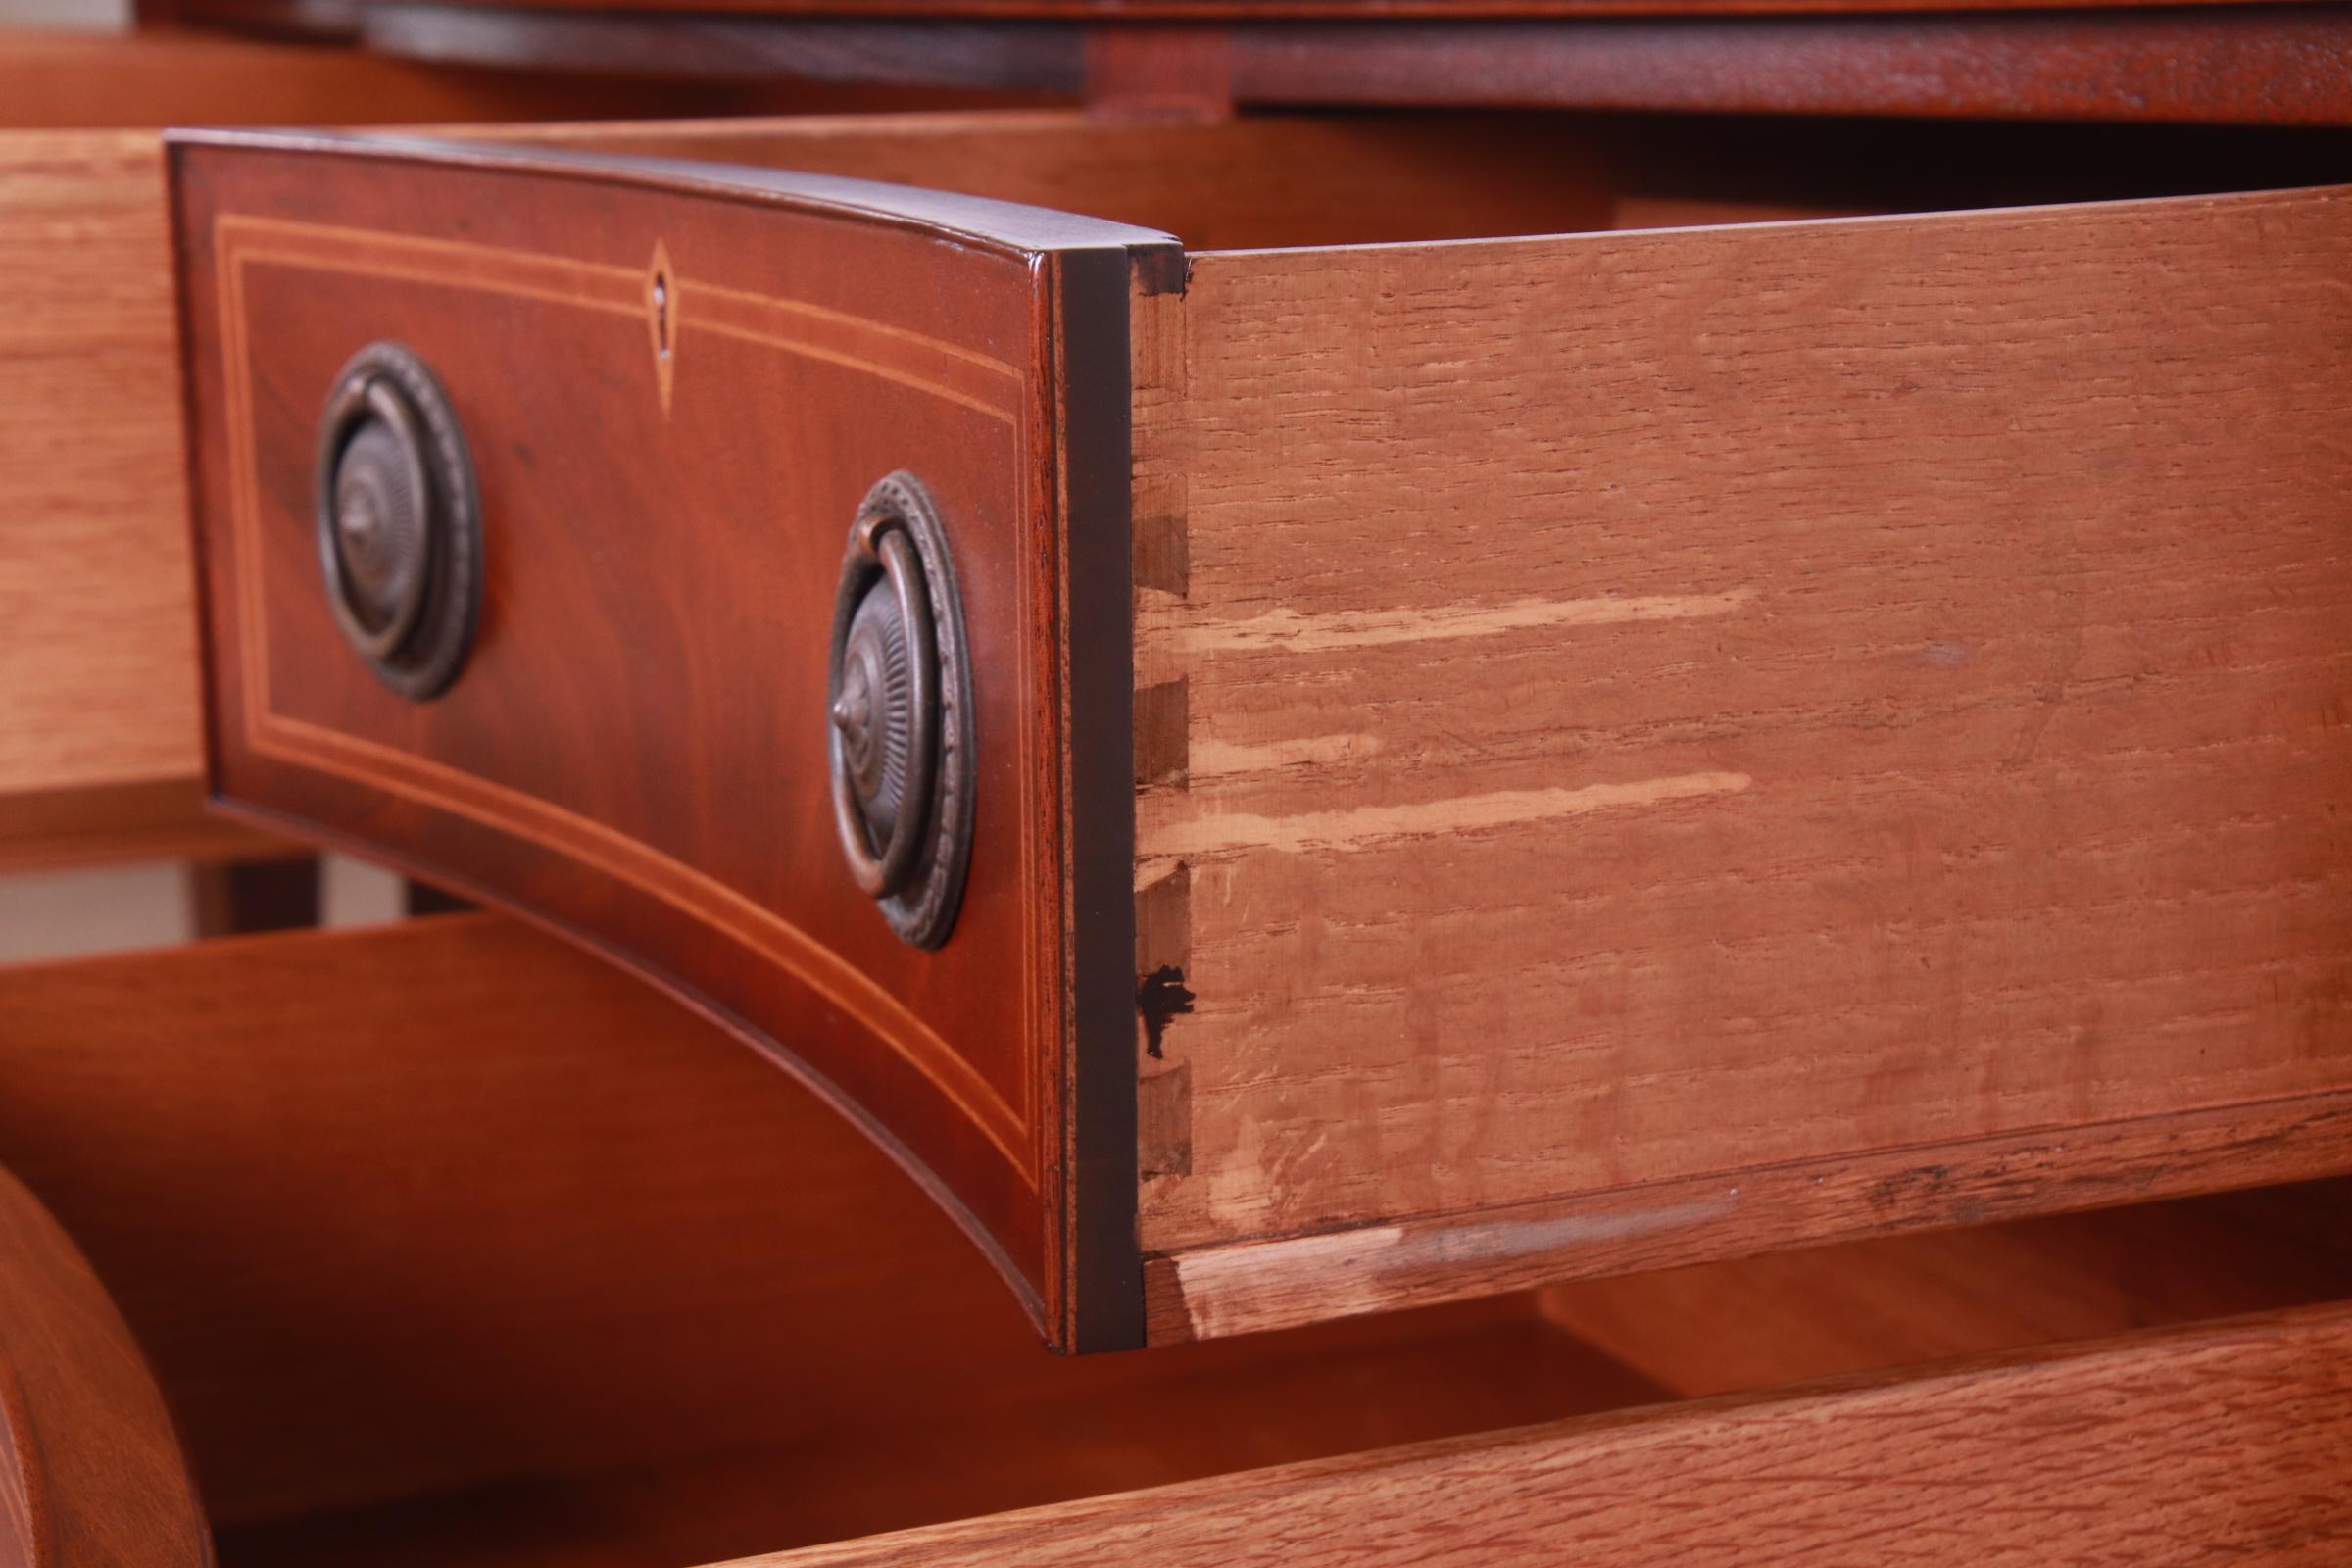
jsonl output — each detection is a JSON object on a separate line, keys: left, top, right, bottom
{"left": 823, "top": 472, "right": 975, "bottom": 950}
{"left": 829, "top": 522, "right": 937, "bottom": 898}
{"left": 313, "top": 342, "right": 481, "bottom": 702}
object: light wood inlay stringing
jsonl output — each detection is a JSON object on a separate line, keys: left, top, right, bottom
{"left": 213, "top": 214, "right": 1041, "bottom": 1185}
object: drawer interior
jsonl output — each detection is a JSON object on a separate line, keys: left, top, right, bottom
{"left": 493, "top": 111, "right": 2352, "bottom": 251}
{"left": 7, "top": 915, "right": 2349, "bottom": 1567}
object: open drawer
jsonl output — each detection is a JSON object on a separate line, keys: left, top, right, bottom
{"left": 166, "top": 111, "right": 2352, "bottom": 1353}
{"left": 5, "top": 914, "right": 2350, "bottom": 1565}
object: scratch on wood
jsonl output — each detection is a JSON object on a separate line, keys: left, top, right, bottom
{"left": 1191, "top": 732, "right": 1384, "bottom": 776}
{"left": 1142, "top": 771, "right": 1753, "bottom": 858}
{"left": 1161, "top": 589, "right": 1755, "bottom": 655}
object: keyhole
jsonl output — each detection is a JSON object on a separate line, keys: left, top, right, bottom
{"left": 652, "top": 272, "right": 672, "bottom": 359}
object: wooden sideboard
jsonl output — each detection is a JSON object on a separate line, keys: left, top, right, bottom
{"left": 2, "top": 11, "right": 2349, "bottom": 1566}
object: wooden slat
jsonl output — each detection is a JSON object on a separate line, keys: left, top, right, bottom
{"left": 1134, "top": 181, "right": 2352, "bottom": 1331}
{"left": 717, "top": 1299, "right": 2352, "bottom": 1568}
{"left": 0, "top": 1164, "right": 211, "bottom": 1568}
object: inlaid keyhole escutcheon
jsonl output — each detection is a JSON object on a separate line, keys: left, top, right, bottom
{"left": 314, "top": 343, "right": 482, "bottom": 701}
{"left": 826, "top": 471, "right": 974, "bottom": 950}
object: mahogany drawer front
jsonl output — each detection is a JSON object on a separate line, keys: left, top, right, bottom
{"left": 170, "top": 116, "right": 2352, "bottom": 1353}
{"left": 171, "top": 129, "right": 1172, "bottom": 1351}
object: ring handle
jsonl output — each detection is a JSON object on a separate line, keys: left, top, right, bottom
{"left": 311, "top": 342, "right": 481, "bottom": 702}
{"left": 829, "top": 520, "right": 938, "bottom": 898}
{"left": 318, "top": 375, "right": 435, "bottom": 662}
{"left": 822, "top": 471, "right": 975, "bottom": 950}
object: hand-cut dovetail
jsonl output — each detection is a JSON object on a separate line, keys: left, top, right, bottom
{"left": 1134, "top": 677, "right": 1190, "bottom": 791}
{"left": 646, "top": 240, "right": 676, "bottom": 415}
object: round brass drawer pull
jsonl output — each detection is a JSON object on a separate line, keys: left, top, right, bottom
{"left": 314, "top": 343, "right": 481, "bottom": 700}
{"left": 826, "top": 472, "right": 974, "bottom": 950}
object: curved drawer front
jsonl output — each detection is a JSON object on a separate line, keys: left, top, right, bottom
{"left": 170, "top": 130, "right": 1176, "bottom": 1351}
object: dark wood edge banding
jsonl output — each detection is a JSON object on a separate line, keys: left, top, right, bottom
{"left": 163, "top": 127, "right": 1178, "bottom": 259}
{"left": 1056, "top": 237, "right": 1180, "bottom": 1353}
{"left": 166, "top": 145, "right": 234, "bottom": 817}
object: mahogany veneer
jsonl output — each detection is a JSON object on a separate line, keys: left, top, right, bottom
{"left": 169, "top": 114, "right": 2352, "bottom": 1351}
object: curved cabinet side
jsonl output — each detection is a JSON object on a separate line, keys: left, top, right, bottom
{"left": 167, "top": 131, "right": 1176, "bottom": 1352}
{"left": 0, "top": 1165, "right": 212, "bottom": 1568}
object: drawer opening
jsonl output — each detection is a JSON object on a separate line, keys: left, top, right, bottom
{"left": 208, "top": 1180, "right": 2352, "bottom": 1568}
{"left": 481, "top": 111, "right": 2352, "bottom": 251}
{"left": 11, "top": 915, "right": 2349, "bottom": 1567}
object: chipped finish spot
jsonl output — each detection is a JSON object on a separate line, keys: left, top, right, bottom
{"left": 1138, "top": 964, "right": 1198, "bottom": 1059}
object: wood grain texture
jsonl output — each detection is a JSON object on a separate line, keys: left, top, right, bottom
{"left": 0, "top": 1165, "right": 211, "bottom": 1568}
{"left": 172, "top": 130, "right": 1180, "bottom": 1350}
{"left": 0, "top": 130, "right": 199, "bottom": 803}
{"left": 716, "top": 1299, "right": 2352, "bottom": 1568}
{"left": 17, "top": 104, "right": 2289, "bottom": 828}
{"left": 1143, "top": 1093, "right": 2352, "bottom": 1342}
{"left": 0, "top": 913, "right": 1662, "bottom": 1543}
{"left": 8, "top": 912, "right": 2339, "bottom": 1561}
{"left": 1136, "top": 183, "right": 2352, "bottom": 1328}
{"left": 1535, "top": 1176, "right": 2352, "bottom": 1396}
